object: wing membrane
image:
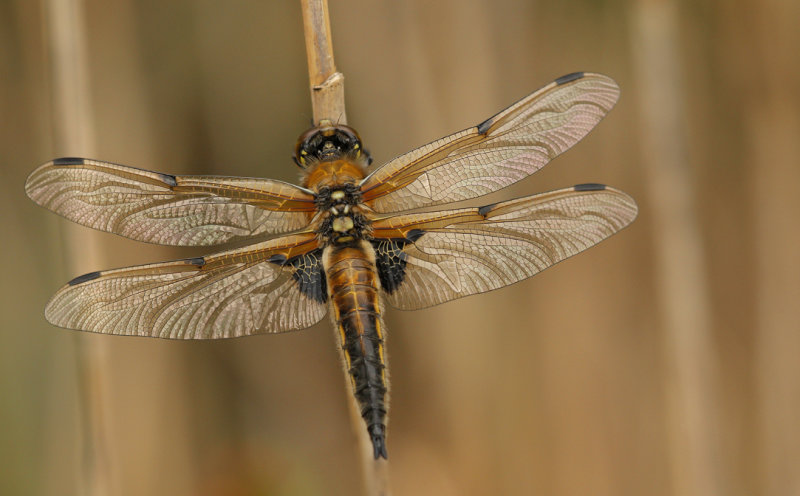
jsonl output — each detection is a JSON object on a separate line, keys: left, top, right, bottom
{"left": 25, "top": 158, "right": 317, "bottom": 246}
{"left": 44, "top": 233, "right": 328, "bottom": 338}
{"left": 371, "top": 184, "right": 637, "bottom": 310}
{"left": 360, "top": 73, "right": 619, "bottom": 212}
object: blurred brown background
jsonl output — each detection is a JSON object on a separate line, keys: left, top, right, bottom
{"left": 2, "top": 0, "right": 798, "bottom": 495}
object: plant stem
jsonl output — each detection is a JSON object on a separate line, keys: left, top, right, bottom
{"left": 299, "top": 1, "right": 390, "bottom": 494}
{"left": 300, "top": 0, "right": 347, "bottom": 126}
{"left": 44, "top": 0, "right": 114, "bottom": 494}
{"left": 630, "top": 1, "right": 722, "bottom": 495}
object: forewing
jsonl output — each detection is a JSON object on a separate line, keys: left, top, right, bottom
{"left": 44, "top": 233, "right": 329, "bottom": 338}
{"left": 360, "top": 73, "right": 619, "bottom": 212}
{"left": 370, "top": 184, "right": 637, "bottom": 310}
{"left": 25, "top": 158, "right": 317, "bottom": 246}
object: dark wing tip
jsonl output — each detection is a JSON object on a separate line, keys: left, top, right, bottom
{"left": 369, "top": 425, "right": 388, "bottom": 460}
{"left": 555, "top": 71, "right": 586, "bottom": 85}
{"left": 52, "top": 157, "right": 86, "bottom": 166}
{"left": 68, "top": 271, "right": 101, "bottom": 286}
{"left": 574, "top": 183, "right": 606, "bottom": 191}
{"left": 554, "top": 72, "right": 585, "bottom": 85}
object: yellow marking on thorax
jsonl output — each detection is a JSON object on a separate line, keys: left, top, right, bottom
{"left": 332, "top": 216, "right": 354, "bottom": 232}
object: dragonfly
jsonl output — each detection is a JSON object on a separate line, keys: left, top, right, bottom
{"left": 26, "top": 72, "right": 637, "bottom": 460}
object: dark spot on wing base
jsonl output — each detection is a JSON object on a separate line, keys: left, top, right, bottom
{"left": 284, "top": 249, "right": 327, "bottom": 303}
{"left": 372, "top": 231, "right": 425, "bottom": 294}
{"left": 476, "top": 117, "right": 493, "bottom": 135}
{"left": 574, "top": 183, "right": 606, "bottom": 191}
{"left": 53, "top": 157, "right": 85, "bottom": 166}
{"left": 372, "top": 240, "right": 408, "bottom": 294}
{"left": 555, "top": 72, "right": 585, "bottom": 85}
{"left": 68, "top": 271, "right": 101, "bottom": 286}
{"left": 186, "top": 257, "right": 206, "bottom": 267}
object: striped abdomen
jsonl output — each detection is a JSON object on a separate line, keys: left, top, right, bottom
{"left": 323, "top": 240, "right": 389, "bottom": 459}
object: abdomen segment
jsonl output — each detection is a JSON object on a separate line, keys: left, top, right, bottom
{"left": 324, "top": 241, "right": 389, "bottom": 459}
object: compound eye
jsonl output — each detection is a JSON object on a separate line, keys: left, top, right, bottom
{"left": 293, "top": 147, "right": 310, "bottom": 168}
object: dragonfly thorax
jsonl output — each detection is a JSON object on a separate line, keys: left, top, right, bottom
{"left": 315, "top": 184, "right": 371, "bottom": 245}
{"left": 316, "top": 208, "right": 371, "bottom": 245}
{"left": 302, "top": 159, "right": 368, "bottom": 190}
{"left": 315, "top": 183, "right": 362, "bottom": 209}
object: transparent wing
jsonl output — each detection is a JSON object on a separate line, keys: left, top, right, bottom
{"left": 44, "top": 233, "right": 328, "bottom": 338}
{"left": 370, "top": 184, "right": 637, "bottom": 310}
{"left": 25, "top": 158, "right": 317, "bottom": 246}
{"left": 360, "top": 73, "right": 619, "bottom": 212}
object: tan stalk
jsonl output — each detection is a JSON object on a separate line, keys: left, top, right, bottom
{"left": 747, "top": 1, "right": 800, "bottom": 494}
{"left": 43, "top": 0, "right": 115, "bottom": 494}
{"left": 301, "top": 0, "right": 347, "bottom": 126}
{"left": 631, "top": 1, "right": 723, "bottom": 495}
{"left": 299, "top": 1, "right": 390, "bottom": 494}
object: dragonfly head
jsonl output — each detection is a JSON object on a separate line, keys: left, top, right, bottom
{"left": 293, "top": 122, "right": 372, "bottom": 168}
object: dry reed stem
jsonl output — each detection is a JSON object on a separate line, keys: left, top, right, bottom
{"left": 301, "top": 0, "right": 347, "bottom": 126}
{"left": 630, "top": 1, "right": 723, "bottom": 495}
{"left": 44, "top": 0, "right": 115, "bottom": 494}
{"left": 299, "top": 1, "right": 389, "bottom": 495}
{"left": 748, "top": 2, "right": 800, "bottom": 494}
